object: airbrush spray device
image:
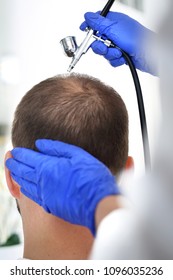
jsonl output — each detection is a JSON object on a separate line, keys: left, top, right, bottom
{"left": 60, "top": 0, "right": 151, "bottom": 169}
{"left": 60, "top": 0, "right": 116, "bottom": 72}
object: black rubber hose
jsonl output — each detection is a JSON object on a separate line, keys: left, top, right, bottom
{"left": 114, "top": 45, "right": 151, "bottom": 170}
{"left": 100, "top": 0, "right": 115, "bottom": 17}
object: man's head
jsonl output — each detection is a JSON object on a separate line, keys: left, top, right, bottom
{"left": 5, "top": 73, "right": 132, "bottom": 259}
{"left": 12, "top": 73, "right": 129, "bottom": 174}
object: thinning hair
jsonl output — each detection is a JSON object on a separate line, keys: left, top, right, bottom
{"left": 12, "top": 73, "right": 128, "bottom": 174}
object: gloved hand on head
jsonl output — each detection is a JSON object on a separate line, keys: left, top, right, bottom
{"left": 6, "top": 139, "right": 120, "bottom": 236}
{"left": 80, "top": 12, "right": 157, "bottom": 75}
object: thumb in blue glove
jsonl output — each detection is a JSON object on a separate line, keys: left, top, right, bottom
{"left": 80, "top": 12, "right": 157, "bottom": 75}
{"left": 6, "top": 139, "right": 120, "bottom": 236}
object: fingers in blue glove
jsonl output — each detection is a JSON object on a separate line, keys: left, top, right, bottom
{"left": 80, "top": 11, "right": 101, "bottom": 31}
{"left": 80, "top": 21, "right": 88, "bottom": 31}
{"left": 109, "top": 56, "right": 126, "bottom": 67}
{"left": 36, "top": 139, "right": 91, "bottom": 159}
{"left": 91, "top": 41, "right": 108, "bottom": 55}
{"left": 10, "top": 147, "right": 46, "bottom": 167}
{"left": 36, "top": 139, "right": 75, "bottom": 158}
{"left": 91, "top": 41, "right": 122, "bottom": 58}
{"left": 6, "top": 158, "right": 36, "bottom": 183}
{"left": 91, "top": 41, "right": 125, "bottom": 67}
{"left": 84, "top": 12, "right": 115, "bottom": 37}
{"left": 10, "top": 172, "right": 42, "bottom": 206}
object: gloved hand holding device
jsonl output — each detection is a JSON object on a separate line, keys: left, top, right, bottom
{"left": 80, "top": 12, "right": 157, "bottom": 75}
{"left": 6, "top": 140, "right": 120, "bottom": 236}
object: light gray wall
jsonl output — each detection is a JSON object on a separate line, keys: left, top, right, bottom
{"left": 118, "top": 0, "right": 143, "bottom": 11}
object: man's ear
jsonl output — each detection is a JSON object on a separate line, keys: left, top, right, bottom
{"left": 125, "top": 156, "right": 134, "bottom": 171}
{"left": 4, "top": 151, "right": 21, "bottom": 199}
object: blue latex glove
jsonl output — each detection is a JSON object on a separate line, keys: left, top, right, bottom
{"left": 80, "top": 12, "right": 157, "bottom": 75}
{"left": 6, "top": 140, "right": 120, "bottom": 236}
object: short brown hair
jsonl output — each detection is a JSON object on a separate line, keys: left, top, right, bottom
{"left": 12, "top": 73, "right": 128, "bottom": 174}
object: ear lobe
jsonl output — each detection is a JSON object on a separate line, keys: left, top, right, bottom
{"left": 4, "top": 151, "right": 21, "bottom": 199}
{"left": 125, "top": 156, "right": 134, "bottom": 171}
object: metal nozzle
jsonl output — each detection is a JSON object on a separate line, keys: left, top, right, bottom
{"left": 67, "top": 55, "right": 81, "bottom": 72}
{"left": 67, "top": 64, "right": 74, "bottom": 73}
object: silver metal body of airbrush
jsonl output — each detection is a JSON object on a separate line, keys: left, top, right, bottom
{"left": 60, "top": 0, "right": 115, "bottom": 72}
{"left": 60, "top": 30, "right": 113, "bottom": 72}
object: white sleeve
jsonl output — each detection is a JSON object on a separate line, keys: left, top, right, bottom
{"left": 90, "top": 208, "right": 146, "bottom": 260}
{"left": 90, "top": 209, "right": 130, "bottom": 259}
{"left": 90, "top": 172, "right": 173, "bottom": 259}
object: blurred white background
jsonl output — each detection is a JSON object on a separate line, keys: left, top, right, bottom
{"left": 0, "top": 0, "right": 160, "bottom": 258}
